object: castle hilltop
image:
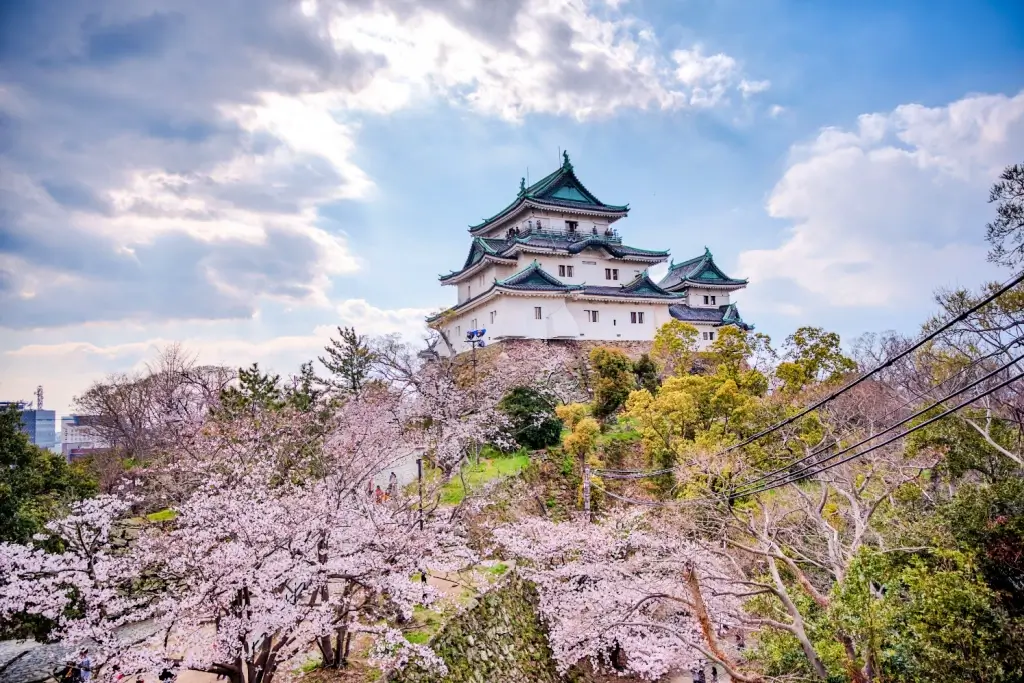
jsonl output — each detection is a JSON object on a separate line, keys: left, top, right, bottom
{"left": 428, "top": 152, "right": 752, "bottom": 355}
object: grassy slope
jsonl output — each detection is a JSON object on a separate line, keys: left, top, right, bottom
{"left": 438, "top": 454, "right": 531, "bottom": 505}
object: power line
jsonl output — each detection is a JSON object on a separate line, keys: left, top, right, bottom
{"left": 730, "top": 351, "right": 1024, "bottom": 497}
{"left": 713, "top": 269, "right": 1023, "bottom": 454}
{"left": 595, "top": 275, "right": 1024, "bottom": 479}
{"left": 592, "top": 363, "right": 1024, "bottom": 509}
{"left": 595, "top": 332, "right": 1023, "bottom": 481}
{"left": 733, "top": 369, "right": 1024, "bottom": 499}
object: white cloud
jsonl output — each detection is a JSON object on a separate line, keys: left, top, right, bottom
{"left": 0, "top": 0, "right": 770, "bottom": 331}
{"left": 738, "top": 79, "right": 771, "bottom": 98}
{"left": 0, "top": 299, "right": 438, "bottom": 416}
{"left": 334, "top": 299, "right": 435, "bottom": 341}
{"left": 319, "top": 0, "right": 768, "bottom": 121}
{"left": 672, "top": 46, "right": 737, "bottom": 87}
{"left": 738, "top": 90, "right": 1024, "bottom": 318}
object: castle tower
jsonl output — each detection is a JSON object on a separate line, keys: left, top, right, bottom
{"left": 429, "top": 153, "right": 752, "bottom": 354}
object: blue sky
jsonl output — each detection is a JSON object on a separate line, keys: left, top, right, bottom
{"left": 1, "top": 0, "right": 1023, "bottom": 417}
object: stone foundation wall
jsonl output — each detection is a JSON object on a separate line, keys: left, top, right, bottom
{"left": 388, "top": 574, "right": 564, "bottom": 683}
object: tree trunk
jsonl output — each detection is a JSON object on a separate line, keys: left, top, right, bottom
{"left": 685, "top": 567, "right": 763, "bottom": 683}
{"left": 768, "top": 558, "right": 829, "bottom": 680}
{"left": 317, "top": 635, "right": 335, "bottom": 667}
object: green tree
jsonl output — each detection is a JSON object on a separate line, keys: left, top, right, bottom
{"left": 944, "top": 479, "right": 1024, "bottom": 616}
{"left": 632, "top": 353, "right": 660, "bottom": 394}
{"left": 705, "top": 326, "right": 753, "bottom": 377}
{"left": 829, "top": 549, "right": 1020, "bottom": 682}
{"left": 589, "top": 347, "right": 636, "bottom": 420}
{"left": 498, "top": 386, "right": 563, "bottom": 450}
{"left": 216, "top": 363, "right": 285, "bottom": 418}
{"left": 320, "top": 326, "right": 376, "bottom": 394}
{"left": 0, "top": 405, "right": 96, "bottom": 544}
{"left": 776, "top": 326, "right": 857, "bottom": 393}
{"left": 986, "top": 162, "right": 1024, "bottom": 268}
{"left": 651, "top": 320, "right": 699, "bottom": 376}
{"left": 285, "top": 361, "right": 329, "bottom": 413}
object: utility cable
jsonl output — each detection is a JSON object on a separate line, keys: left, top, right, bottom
{"left": 592, "top": 367, "right": 1024, "bottom": 508}
{"left": 729, "top": 351, "right": 1024, "bottom": 497}
{"left": 594, "top": 270, "right": 1024, "bottom": 478}
{"left": 732, "top": 369, "right": 1024, "bottom": 499}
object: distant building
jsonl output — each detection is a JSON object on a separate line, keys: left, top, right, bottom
{"left": 61, "top": 415, "right": 108, "bottom": 460}
{"left": 1, "top": 401, "right": 58, "bottom": 451}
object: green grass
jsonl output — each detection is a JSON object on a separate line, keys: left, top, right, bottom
{"left": 404, "top": 605, "right": 445, "bottom": 645}
{"left": 297, "top": 655, "right": 322, "bottom": 673}
{"left": 404, "top": 631, "right": 431, "bottom": 645}
{"left": 146, "top": 508, "right": 177, "bottom": 522}
{"left": 486, "top": 562, "right": 510, "bottom": 576}
{"left": 439, "top": 454, "right": 530, "bottom": 505}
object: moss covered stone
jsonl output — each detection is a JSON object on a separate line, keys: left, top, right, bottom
{"left": 389, "top": 574, "right": 564, "bottom": 683}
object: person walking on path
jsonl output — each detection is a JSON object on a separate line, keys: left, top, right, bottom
{"left": 76, "top": 650, "right": 92, "bottom": 682}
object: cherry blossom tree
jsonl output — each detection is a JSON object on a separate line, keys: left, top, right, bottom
{"left": 371, "top": 334, "right": 587, "bottom": 472}
{"left": 0, "top": 391, "right": 469, "bottom": 683}
{"left": 492, "top": 512, "right": 757, "bottom": 681}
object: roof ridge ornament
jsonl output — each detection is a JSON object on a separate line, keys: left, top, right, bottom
{"left": 562, "top": 150, "right": 572, "bottom": 170}
{"left": 519, "top": 177, "right": 526, "bottom": 195}
{"left": 704, "top": 246, "right": 712, "bottom": 257}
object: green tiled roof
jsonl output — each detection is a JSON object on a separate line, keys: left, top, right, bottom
{"left": 496, "top": 260, "right": 583, "bottom": 291}
{"left": 439, "top": 232, "right": 669, "bottom": 282}
{"left": 469, "top": 152, "right": 629, "bottom": 233}
{"left": 669, "top": 302, "right": 754, "bottom": 331}
{"left": 658, "top": 247, "right": 748, "bottom": 291}
{"left": 428, "top": 261, "right": 581, "bottom": 322}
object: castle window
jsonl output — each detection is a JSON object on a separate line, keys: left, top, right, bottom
{"left": 558, "top": 264, "right": 574, "bottom": 277}
{"left": 534, "top": 307, "right": 542, "bottom": 320}
{"left": 711, "top": 295, "right": 716, "bottom": 305}
{"left": 471, "top": 318, "right": 477, "bottom": 331}
{"left": 630, "top": 311, "right": 645, "bottom": 324}
{"left": 490, "top": 310, "right": 496, "bottom": 323}
{"left": 585, "top": 310, "right": 599, "bottom": 323}
{"left": 703, "top": 295, "right": 709, "bottom": 305}
{"left": 566, "top": 220, "right": 578, "bottom": 233}
{"left": 605, "top": 268, "right": 619, "bottom": 281}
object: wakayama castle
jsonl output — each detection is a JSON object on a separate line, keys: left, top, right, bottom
{"left": 429, "top": 153, "right": 752, "bottom": 355}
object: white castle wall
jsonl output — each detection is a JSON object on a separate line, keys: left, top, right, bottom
{"left": 438, "top": 294, "right": 721, "bottom": 357}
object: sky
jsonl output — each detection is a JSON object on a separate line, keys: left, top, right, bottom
{"left": 1, "top": 0, "right": 1023, "bottom": 419}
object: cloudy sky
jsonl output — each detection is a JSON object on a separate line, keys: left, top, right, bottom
{"left": 1, "top": 0, "right": 1023, "bottom": 417}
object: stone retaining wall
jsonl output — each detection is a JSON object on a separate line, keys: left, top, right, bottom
{"left": 388, "top": 574, "right": 565, "bottom": 683}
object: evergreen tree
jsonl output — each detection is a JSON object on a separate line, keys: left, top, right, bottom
{"left": 285, "top": 361, "right": 328, "bottom": 413}
{"left": 217, "top": 363, "right": 285, "bottom": 418}
{"left": 498, "top": 386, "right": 563, "bottom": 450}
{"left": 589, "top": 347, "right": 635, "bottom": 420}
{"left": 632, "top": 353, "right": 660, "bottom": 394}
{"left": 0, "top": 404, "right": 96, "bottom": 544}
{"left": 320, "top": 326, "right": 376, "bottom": 394}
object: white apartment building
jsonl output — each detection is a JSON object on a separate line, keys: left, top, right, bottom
{"left": 61, "top": 414, "right": 108, "bottom": 460}
{"left": 429, "top": 152, "right": 752, "bottom": 354}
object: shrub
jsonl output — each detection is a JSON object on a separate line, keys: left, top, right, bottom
{"left": 498, "top": 386, "right": 563, "bottom": 450}
{"left": 589, "top": 347, "right": 635, "bottom": 419}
